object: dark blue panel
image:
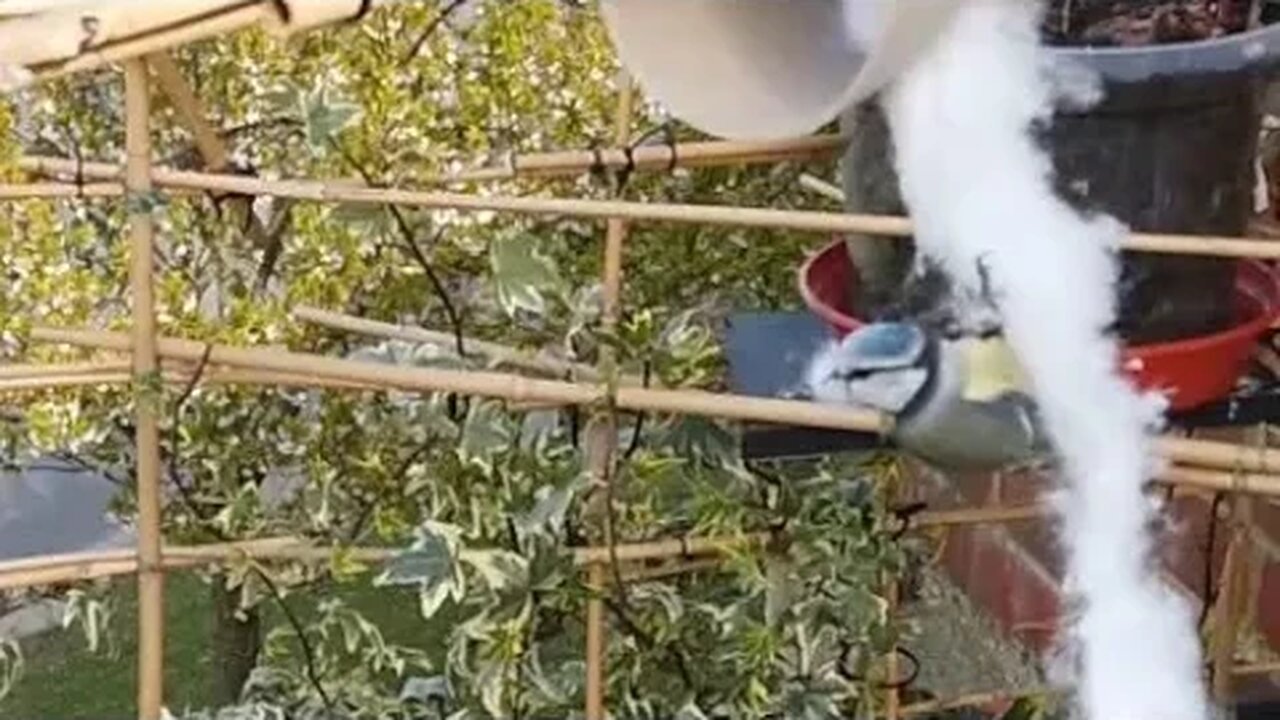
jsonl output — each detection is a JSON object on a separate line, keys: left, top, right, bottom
{"left": 725, "top": 311, "right": 888, "bottom": 460}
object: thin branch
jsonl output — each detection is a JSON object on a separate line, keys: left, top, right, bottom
{"left": 401, "top": 0, "right": 473, "bottom": 68}
{"left": 345, "top": 437, "right": 436, "bottom": 543}
{"left": 46, "top": 451, "right": 129, "bottom": 488}
{"left": 328, "top": 140, "right": 468, "bottom": 359}
{"left": 252, "top": 564, "right": 335, "bottom": 712}
{"left": 602, "top": 595, "right": 697, "bottom": 693}
{"left": 387, "top": 210, "right": 467, "bottom": 359}
{"left": 622, "top": 360, "right": 651, "bottom": 461}
{"left": 167, "top": 344, "right": 217, "bottom": 528}
{"left": 1199, "top": 492, "right": 1227, "bottom": 631}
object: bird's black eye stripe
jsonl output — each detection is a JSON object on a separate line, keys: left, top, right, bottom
{"left": 832, "top": 368, "right": 875, "bottom": 381}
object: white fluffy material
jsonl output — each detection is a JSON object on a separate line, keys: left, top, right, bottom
{"left": 876, "top": 1, "right": 1210, "bottom": 718}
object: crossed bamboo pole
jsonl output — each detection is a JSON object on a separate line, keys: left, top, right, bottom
{"left": 21, "top": 326, "right": 1280, "bottom": 498}
{"left": 11, "top": 155, "right": 1280, "bottom": 259}
{"left": 118, "top": 58, "right": 166, "bottom": 719}
{"left": 14, "top": 131, "right": 844, "bottom": 193}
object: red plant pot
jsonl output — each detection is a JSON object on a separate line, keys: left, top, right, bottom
{"left": 798, "top": 238, "right": 1280, "bottom": 411}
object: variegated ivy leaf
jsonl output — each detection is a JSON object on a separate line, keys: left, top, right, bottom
{"left": 517, "top": 474, "right": 585, "bottom": 540}
{"left": 459, "top": 549, "right": 528, "bottom": 591}
{"left": 776, "top": 682, "right": 844, "bottom": 720}
{"left": 458, "top": 401, "right": 514, "bottom": 468}
{"left": 490, "top": 233, "right": 565, "bottom": 316}
{"left": 375, "top": 523, "right": 465, "bottom": 619}
{"left": 653, "top": 415, "right": 739, "bottom": 466}
{"left": 399, "top": 674, "right": 450, "bottom": 704}
{"left": 0, "top": 639, "right": 20, "bottom": 702}
{"left": 301, "top": 88, "right": 363, "bottom": 151}
{"left": 675, "top": 702, "right": 711, "bottom": 720}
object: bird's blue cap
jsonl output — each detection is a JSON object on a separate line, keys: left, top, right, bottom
{"left": 838, "top": 322, "right": 927, "bottom": 371}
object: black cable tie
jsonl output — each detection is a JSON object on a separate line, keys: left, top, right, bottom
{"left": 587, "top": 143, "right": 608, "bottom": 181}
{"left": 661, "top": 124, "right": 679, "bottom": 173}
{"left": 270, "top": 0, "right": 292, "bottom": 24}
{"left": 679, "top": 535, "right": 693, "bottom": 560}
{"left": 890, "top": 501, "right": 928, "bottom": 540}
{"left": 876, "top": 646, "right": 922, "bottom": 690}
{"left": 79, "top": 16, "right": 102, "bottom": 53}
{"left": 615, "top": 145, "right": 637, "bottom": 194}
{"left": 72, "top": 148, "right": 85, "bottom": 199}
{"left": 352, "top": 0, "right": 374, "bottom": 22}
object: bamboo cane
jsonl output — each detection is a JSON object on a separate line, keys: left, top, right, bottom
{"left": 31, "top": 4, "right": 278, "bottom": 83}
{"left": 900, "top": 689, "right": 1056, "bottom": 717}
{"left": 29, "top": 327, "right": 892, "bottom": 434}
{"left": 618, "top": 557, "right": 723, "bottom": 583}
{"left": 0, "top": 364, "right": 376, "bottom": 393}
{"left": 0, "top": 372, "right": 132, "bottom": 392}
{"left": 1157, "top": 436, "right": 1280, "bottom": 476}
{"left": 442, "top": 134, "right": 844, "bottom": 184}
{"left": 36, "top": 326, "right": 1280, "bottom": 495}
{"left": 1232, "top": 659, "right": 1280, "bottom": 676}
{"left": 572, "top": 532, "right": 772, "bottom": 566}
{"left": 0, "top": 361, "right": 131, "bottom": 379}
{"left": 13, "top": 158, "right": 1280, "bottom": 259}
{"left": 292, "top": 305, "right": 597, "bottom": 380}
{"left": 0, "top": 538, "right": 304, "bottom": 591}
{"left": 885, "top": 527, "right": 902, "bottom": 720}
{"left": 585, "top": 73, "right": 635, "bottom": 720}
{"left": 1158, "top": 466, "right": 1280, "bottom": 496}
{"left": 16, "top": 132, "right": 845, "bottom": 194}
{"left": 124, "top": 58, "right": 165, "bottom": 720}
{"left": 0, "top": 182, "right": 122, "bottom": 198}
{"left": 22, "top": 328, "right": 1280, "bottom": 494}
{"left": 117, "top": 170, "right": 1280, "bottom": 258}
{"left": 914, "top": 504, "right": 1049, "bottom": 527}
{"left": 1211, "top": 494, "right": 1253, "bottom": 701}
{"left": 0, "top": 532, "right": 762, "bottom": 591}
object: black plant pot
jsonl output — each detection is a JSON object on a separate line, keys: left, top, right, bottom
{"left": 841, "top": 21, "right": 1280, "bottom": 343}
{"left": 1044, "top": 22, "right": 1280, "bottom": 343}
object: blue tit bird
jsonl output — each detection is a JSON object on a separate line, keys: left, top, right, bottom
{"left": 805, "top": 319, "right": 1052, "bottom": 472}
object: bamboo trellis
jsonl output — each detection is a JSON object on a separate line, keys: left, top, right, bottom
{"left": 0, "top": 11, "right": 1277, "bottom": 720}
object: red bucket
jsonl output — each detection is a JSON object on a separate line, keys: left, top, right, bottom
{"left": 798, "top": 238, "right": 1280, "bottom": 411}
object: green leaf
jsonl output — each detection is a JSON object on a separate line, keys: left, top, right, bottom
{"left": 375, "top": 522, "right": 460, "bottom": 589}
{"left": 302, "top": 89, "right": 363, "bottom": 150}
{"left": 764, "top": 554, "right": 794, "bottom": 629}
{"left": 459, "top": 401, "right": 513, "bottom": 467}
{"left": 674, "top": 701, "right": 710, "bottom": 720}
{"left": 777, "top": 683, "right": 842, "bottom": 720}
{"left": 517, "top": 475, "right": 585, "bottom": 539}
{"left": 0, "top": 639, "right": 21, "bottom": 701}
{"left": 399, "top": 674, "right": 449, "bottom": 704}
{"left": 460, "top": 549, "right": 529, "bottom": 591}
{"left": 490, "top": 234, "right": 565, "bottom": 316}
{"left": 1000, "top": 695, "right": 1050, "bottom": 720}
{"left": 654, "top": 415, "right": 738, "bottom": 466}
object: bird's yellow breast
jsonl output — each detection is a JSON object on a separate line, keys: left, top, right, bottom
{"left": 960, "top": 336, "right": 1030, "bottom": 402}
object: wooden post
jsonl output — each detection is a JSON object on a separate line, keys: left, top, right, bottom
{"left": 884, "top": 472, "right": 904, "bottom": 720}
{"left": 885, "top": 576, "right": 901, "bottom": 719}
{"left": 584, "top": 69, "right": 635, "bottom": 720}
{"left": 124, "top": 58, "right": 165, "bottom": 720}
{"left": 1212, "top": 493, "right": 1255, "bottom": 702}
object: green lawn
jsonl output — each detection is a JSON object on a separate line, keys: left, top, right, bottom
{"left": 0, "top": 571, "right": 433, "bottom": 719}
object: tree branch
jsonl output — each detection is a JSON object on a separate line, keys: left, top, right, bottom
{"left": 401, "top": 0, "right": 473, "bottom": 68}
{"left": 253, "top": 564, "right": 336, "bottom": 712}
